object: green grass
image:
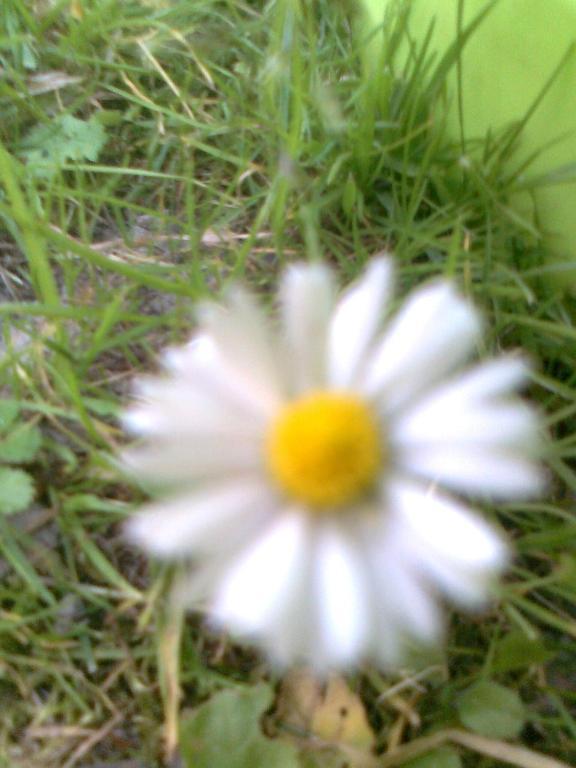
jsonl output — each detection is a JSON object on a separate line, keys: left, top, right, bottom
{"left": 0, "top": 1, "right": 575, "bottom": 766}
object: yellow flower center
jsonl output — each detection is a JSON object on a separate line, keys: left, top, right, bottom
{"left": 266, "top": 392, "right": 383, "bottom": 510}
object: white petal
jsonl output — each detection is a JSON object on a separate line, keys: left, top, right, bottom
{"left": 161, "top": 333, "right": 216, "bottom": 375}
{"left": 398, "top": 447, "right": 543, "bottom": 498}
{"left": 415, "top": 555, "right": 493, "bottom": 606}
{"left": 258, "top": 534, "right": 317, "bottom": 668}
{"left": 122, "top": 432, "right": 263, "bottom": 483}
{"left": 280, "top": 263, "right": 336, "bottom": 393}
{"left": 314, "top": 525, "right": 369, "bottom": 666}
{"left": 122, "top": 378, "right": 263, "bottom": 439}
{"left": 389, "top": 479, "right": 507, "bottom": 604}
{"left": 160, "top": 334, "right": 271, "bottom": 425}
{"left": 211, "top": 511, "right": 308, "bottom": 636}
{"left": 328, "top": 257, "right": 394, "bottom": 389}
{"left": 390, "top": 480, "right": 506, "bottom": 568}
{"left": 125, "top": 479, "right": 276, "bottom": 558}
{"left": 198, "top": 287, "right": 284, "bottom": 416}
{"left": 393, "top": 402, "right": 540, "bottom": 450}
{"left": 410, "top": 357, "right": 532, "bottom": 411}
{"left": 364, "top": 517, "right": 441, "bottom": 645}
{"left": 362, "top": 281, "right": 481, "bottom": 412}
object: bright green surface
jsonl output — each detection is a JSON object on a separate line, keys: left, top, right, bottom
{"left": 365, "top": 0, "right": 576, "bottom": 288}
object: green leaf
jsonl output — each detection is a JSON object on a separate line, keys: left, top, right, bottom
{"left": 0, "top": 401, "right": 20, "bottom": 432}
{"left": 299, "top": 751, "right": 346, "bottom": 768}
{"left": 20, "top": 114, "right": 107, "bottom": 178}
{"left": 493, "top": 631, "right": 553, "bottom": 673}
{"left": 0, "top": 467, "right": 35, "bottom": 515}
{"left": 457, "top": 681, "right": 526, "bottom": 739}
{"left": 179, "top": 684, "right": 299, "bottom": 768}
{"left": 0, "top": 424, "right": 42, "bottom": 463}
{"left": 402, "top": 747, "right": 462, "bottom": 768}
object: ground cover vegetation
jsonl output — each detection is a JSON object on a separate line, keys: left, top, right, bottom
{"left": 0, "top": 0, "right": 575, "bottom": 766}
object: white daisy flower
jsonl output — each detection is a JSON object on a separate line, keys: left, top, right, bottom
{"left": 123, "top": 258, "right": 542, "bottom": 670}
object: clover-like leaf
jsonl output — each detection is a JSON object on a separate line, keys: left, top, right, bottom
{"left": 0, "top": 401, "right": 20, "bottom": 432}
{"left": 0, "top": 423, "right": 42, "bottom": 463}
{"left": 20, "top": 114, "right": 107, "bottom": 178}
{"left": 179, "top": 684, "right": 299, "bottom": 768}
{"left": 0, "top": 467, "right": 35, "bottom": 515}
{"left": 457, "top": 681, "right": 526, "bottom": 739}
{"left": 493, "top": 631, "right": 552, "bottom": 673}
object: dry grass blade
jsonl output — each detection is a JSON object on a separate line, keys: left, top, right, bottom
{"left": 377, "top": 728, "right": 573, "bottom": 768}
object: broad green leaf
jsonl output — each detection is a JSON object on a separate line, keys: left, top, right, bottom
{"left": 403, "top": 747, "right": 462, "bottom": 768}
{"left": 0, "top": 401, "right": 20, "bottom": 431}
{"left": 20, "top": 114, "right": 107, "bottom": 178}
{"left": 0, "top": 424, "right": 42, "bottom": 463}
{"left": 457, "top": 681, "right": 526, "bottom": 739}
{"left": 0, "top": 468, "right": 35, "bottom": 515}
{"left": 493, "top": 631, "right": 553, "bottom": 673}
{"left": 179, "top": 684, "right": 299, "bottom": 768}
